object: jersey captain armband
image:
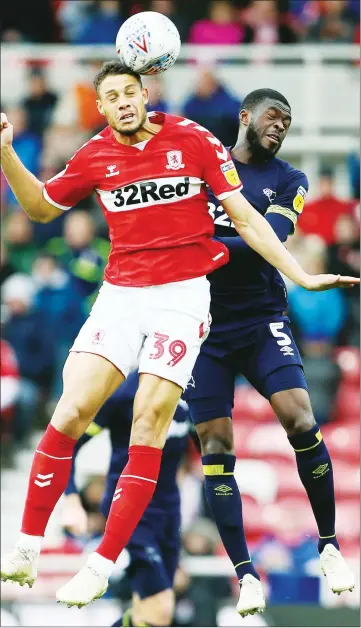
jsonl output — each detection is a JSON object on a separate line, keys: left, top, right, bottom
{"left": 265, "top": 205, "right": 299, "bottom": 228}
{"left": 265, "top": 183, "right": 307, "bottom": 230}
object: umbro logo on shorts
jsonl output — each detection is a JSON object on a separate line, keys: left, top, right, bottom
{"left": 97, "top": 176, "right": 202, "bottom": 212}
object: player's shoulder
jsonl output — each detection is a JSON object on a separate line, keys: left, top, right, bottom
{"left": 274, "top": 156, "right": 309, "bottom": 190}
{"left": 69, "top": 126, "right": 113, "bottom": 162}
{"left": 161, "top": 112, "right": 214, "bottom": 140}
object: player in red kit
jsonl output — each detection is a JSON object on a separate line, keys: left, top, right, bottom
{"left": 1, "top": 62, "right": 358, "bottom": 609}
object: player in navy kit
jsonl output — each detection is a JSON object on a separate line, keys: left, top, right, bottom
{"left": 63, "top": 371, "right": 190, "bottom": 627}
{"left": 187, "top": 88, "right": 355, "bottom": 616}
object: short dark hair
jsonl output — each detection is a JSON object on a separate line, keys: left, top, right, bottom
{"left": 241, "top": 88, "right": 290, "bottom": 112}
{"left": 93, "top": 61, "right": 142, "bottom": 95}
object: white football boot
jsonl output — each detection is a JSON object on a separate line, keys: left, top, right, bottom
{"left": 236, "top": 574, "right": 266, "bottom": 618}
{"left": 320, "top": 544, "right": 355, "bottom": 594}
{"left": 1, "top": 546, "right": 39, "bottom": 588}
{"left": 56, "top": 553, "right": 111, "bottom": 608}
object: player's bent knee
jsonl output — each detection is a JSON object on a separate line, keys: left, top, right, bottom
{"left": 51, "top": 397, "right": 92, "bottom": 439}
{"left": 196, "top": 417, "right": 234, "bottom": 455}
{"left": 271, "top": 389, "right": 316, "bottom": 436}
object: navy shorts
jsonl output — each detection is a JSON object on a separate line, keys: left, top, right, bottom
{"left": 126, "top": 509, "right": 181, "bottom": 598}
{"left": 188, "top": 317, "right": 307, "bottom": 425}
{"left": 102, "top": 478, "right": 180, "bottom": 599}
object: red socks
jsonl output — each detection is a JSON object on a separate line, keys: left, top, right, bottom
{"left": 96, "top": 445, "right": 162, "bottom": 563}
{"left": 21, "top": 429, "right": 162, "bottom": 566}
{"left": 21, "top": 424, "right": 77, "bottom": 537}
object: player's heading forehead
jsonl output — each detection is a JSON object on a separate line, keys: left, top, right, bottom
{"left": 93, "top": 61, "right": 142, "bottom": 95}
{"left": 241, "top": 89, "right": 291, "bottom": 117}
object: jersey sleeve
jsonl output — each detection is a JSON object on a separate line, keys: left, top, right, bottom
{"left": 43, "top": 147, "right": 95, "bottom": 211}
{"left": 265, "top": 169, "right": 309, "bottom": 232}
{"left": 199, "top": 132, "right": 243, "bottom": 200}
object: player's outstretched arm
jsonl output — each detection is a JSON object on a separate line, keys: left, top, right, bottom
{"left": 0, "top": 113, "right": 63, "bottom": 223}
{"left": 221, "top": 192, "right": 360, "bottom": 291}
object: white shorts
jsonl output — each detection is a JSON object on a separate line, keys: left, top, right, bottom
{"left": 70, "top": 277, "right": 211, "bottom": 390}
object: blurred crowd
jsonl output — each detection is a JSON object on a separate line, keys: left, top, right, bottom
{"left": 0, "top": 7, "right": 359, "bottom": 620}
{"left": 1, "top": 0, "right": 360, "bottom": 45}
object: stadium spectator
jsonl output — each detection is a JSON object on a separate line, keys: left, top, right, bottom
{"left": 22, "top": 69, "right": 58, "bottom": 139}
{"left": 84, "top": 477, "right": 107, "bottom": 529}
{"left": 240, "top": 0, "right": 299, "bottom": 44}
{"left": 306, "top": 0, "right": 356, "bottom": 43}
{"left": 4, "top": 212, "right": 38, "bottom": 275}
{"left": 45, "top": 211, "right": 109, "bottom": 310}
{"left": 32, "top": 253, "right": 86, "bottom": 402}
{"left": 0, "top": 338, "right": 20, "bottom": 466}
{"left": 288, "top": 235, "right": 347, "bottom": 346}
{"left": 302, "top": 343, "right": 341, "bottom": 426}
{"left": 75, "top": 0, "right": 123, "bottom": 44}
{"left": 188, "top": 0, "right": 248, "bottom": 45}
{"left": 178, "top": 452, "right": 203, "bottom": 533}
{"left": 289, "top": 0, "right": 318, "bottom": 23}
{"left": 55, "top": 1, "right": 95, "bottom": 43}
{"left": 182, "top": 68, "right": 241, "bottom": 146}
{"left": 0, "top": 243, "right": 16, "bottom": 287}
{"left": 174, "top": 518, "right": 232, "bottom": 627}
{"left": 347, "top": 153, "right": 360, "bottom": 200}
{"left": 4, "top": 107, "right": 41, "bottom": 207}
{"left": 145, "top": 76, "right": 169, "bottom": 113}
{"left": 328, "top": 213, "right": 360, "bottom": 346}
{"left": 1, "top": 274, "right": 54, "bottom": 444}
{"left": 41, "top": 60, "right": 105, "bottom": 171}
{"left": 328, "top": 213, "right": 360, "bottom": 281}
{"left": 298, "top": 168, "right": 354, "bottom": 244}
{"left": 286, "top": 235, "right": 343, "bottom": 424}
{"left": 1, "top": 0, "right": 58, "bottom": 43}
{"left": 149, "top": 0, "right": 190, "bottom": 42}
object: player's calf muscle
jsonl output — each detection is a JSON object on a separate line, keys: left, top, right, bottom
{"left": 130, "top": 403, "right": 177, "bottom": 448}
{"left": 131, "top": 375, "right": 182, "bottom": 448}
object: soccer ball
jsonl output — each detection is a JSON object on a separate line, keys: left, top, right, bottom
{"left": 116, "top": 11, "right": 181, "bottom": 75}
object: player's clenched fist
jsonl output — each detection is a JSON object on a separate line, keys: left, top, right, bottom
{"left": 0, "top": 113, "right": 13, "bottom": 147}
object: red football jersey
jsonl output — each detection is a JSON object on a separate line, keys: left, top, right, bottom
{"left": 44, "top": 112, "right": 243, "bottom": 287}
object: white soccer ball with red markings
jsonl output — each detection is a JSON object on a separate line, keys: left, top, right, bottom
{"left": 116, "top": 11, "right": 181, "bottom": 75}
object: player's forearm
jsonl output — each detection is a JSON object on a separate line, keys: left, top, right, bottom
{"left": 222, "top": 193, "right": 309, "bottom": 288}
{"left": 218, "top": 213, "right": 292, "bottom": 258}
{"left": 1, "top": 145, "right": 52, "bottom": 222}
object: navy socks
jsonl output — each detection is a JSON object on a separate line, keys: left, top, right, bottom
{"left": 202, "top": 453, "right": 260, "bottom": 582}
{"left": 288, "top": 425, "right": 339, "bottom": 554}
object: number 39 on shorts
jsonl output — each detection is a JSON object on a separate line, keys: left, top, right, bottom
{"left": 149, "top": 332, "right": 187, "bottom": 367}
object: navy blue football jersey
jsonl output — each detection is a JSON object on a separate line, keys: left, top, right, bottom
{"left": 205, "top": 154, "right": 308, "bottom": 351}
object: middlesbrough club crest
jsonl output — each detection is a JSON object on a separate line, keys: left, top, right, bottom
{"left": 92, "top": 329, "right": 105, "bottom": 345}
{"left": 166, "top": 151, "right": 185, "bottom": 171}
